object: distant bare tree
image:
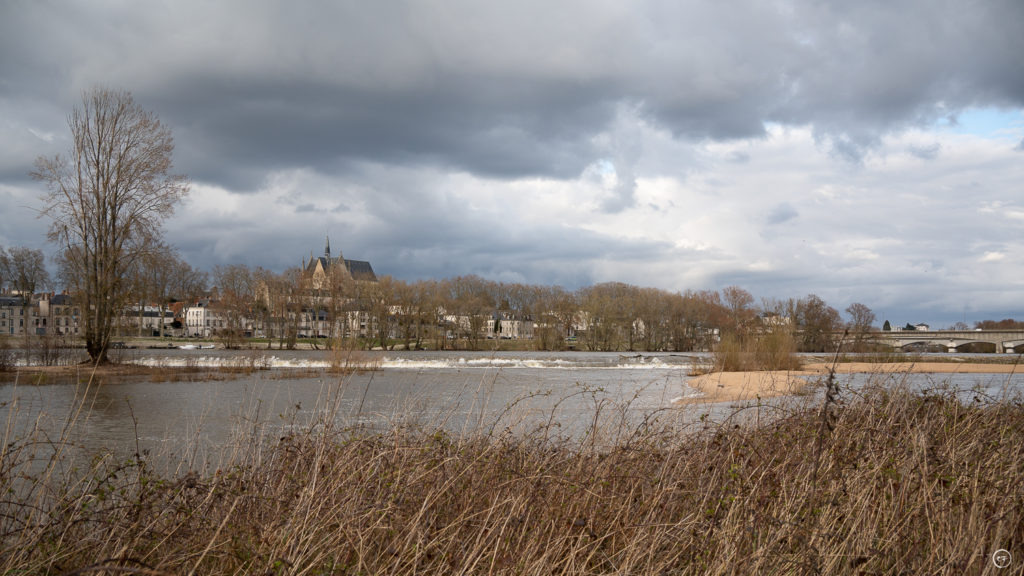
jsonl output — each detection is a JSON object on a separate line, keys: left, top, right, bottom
{"left": 253, "top": 266, "right": 301, "bottom": 349}
{"left": 172, "top": 258, "right": 208, "bottom": 306}
{"left": 792, "top": 294, "right": 842, "bottom": 352}
{"left": 974, "top": 318, "right": 1024, "bottom": 330}
{"left": 845, "top": 302, "right": 876, "bottom": 332}
{"left": 213, "top": 264, "right": 255, "bottom": 347}
{"left": 33, "top": 88, "right": 189, "bottom": 363}
{"left": 845, "top": 302, "right": 876, "bottom": 351}
{"left": 578, "top": 282, "right": 635, "bottom": 351}
{"left": 126, "top": 242, "right": 195, "bottom": 337}
{"left": 721, "top": 285, "right": 756, "bottom": 336}
{"left": 0, "top": 246, "right": 50, "bottom": 339}
{"left": 366, "top": 275, "right": 397, "bottom": 349}
{"left": 0, "top": 246, "right": 49, "bottom": 303}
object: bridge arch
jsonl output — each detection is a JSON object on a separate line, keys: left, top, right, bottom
{"left": 1003, "top": 340, "right": 1024, "bottom": 354}
{"left": 897, "top": 340, "right": 947, "bottom": 353}
{"left": 949, "top": 341, "right": 998, "bottom": 354}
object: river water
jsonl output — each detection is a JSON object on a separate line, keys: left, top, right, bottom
{"left": 2, "top": 350, "right": 1022, "bottom": 472}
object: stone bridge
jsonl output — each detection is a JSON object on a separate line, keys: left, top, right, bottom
{"left": 866, "top": 330, "right": 1024, "bottom": 354}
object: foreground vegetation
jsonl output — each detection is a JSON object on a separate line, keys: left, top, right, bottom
{"left": 2, "top": 372, "right": 1021, "bottom": 575}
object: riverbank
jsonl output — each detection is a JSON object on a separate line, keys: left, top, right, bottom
{"left": 683, "top": 360, "right": 1022, "bottom": 404}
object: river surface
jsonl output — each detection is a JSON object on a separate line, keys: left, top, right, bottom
{"left": 2, "top": 350, "right": 1022, "bottom": 472}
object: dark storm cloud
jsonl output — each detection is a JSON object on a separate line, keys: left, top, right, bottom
{"left": 154, "top": 78, "right": 614, "bottom": 189}
{"left": 367, "top": 224, "right": 671, "bottom": 289}
{"left": 5, "top": 0, "right": 1021, "bottom": 185}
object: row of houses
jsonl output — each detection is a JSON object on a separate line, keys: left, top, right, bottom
{"left": 1, "top": 241, "right": 717, "bottom": 347}
{"left": 0, "top": 293, "right": 182, "bottom": 339}
{"left": 0, "top": 293, "right": 81, "bottom": 337}
{"left": 0, "top": 240, "right": 383, "bottom": 341}
{"left": 0, "top": 291, "right": 541, "bottom": 343}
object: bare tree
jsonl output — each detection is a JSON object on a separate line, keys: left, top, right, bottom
{"left": 125, "top": 242, "right": 196, "bottom": 337}
{"left": 721, "top": 285, "right": 756, "bottom": 337}
{"left": 845, "top": 302, "right": 876, "bottom": 351}
{"left": 0, "top": 246, "right": 49, "bottom": 303}
{"left": 172, "top": 259, "right": 208, "bottom": 306}
{"left": 792, "top": 294, "right": 842, "bottom": 352}
{"left": 253, "top": 266, "right": 301, "bottom": 349}
{"left": 0, "top": 246, "right": 51, "bottom": 341}
{"left": 366, "top": 275, "right": 397, "bottom": 349}
{"left": 33, "top": 88, "right": 189, "bottom": 363}
{"left": 212, "top": 264, "right": 255, "bottom": 348}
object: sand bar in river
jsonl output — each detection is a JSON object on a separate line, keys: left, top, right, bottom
{"left": 681, "top": 361, "right": 1022, "bottom": 404}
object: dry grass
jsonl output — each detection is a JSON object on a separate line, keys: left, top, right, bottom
{"left": 712, "top": 328, "right": 802, "bottom": 373}
{"left": 1, "top": 373, "right": 1022, "bottom": 575}
{"left": 328, "top": 345, "right": 382, "bottom": 375}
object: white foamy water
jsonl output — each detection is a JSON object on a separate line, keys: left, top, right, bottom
{"left": 378, "top": 354, "right": 691, "bottom": 371}
{"left": 123, "top": 350, "right": 699, "bottom": 372}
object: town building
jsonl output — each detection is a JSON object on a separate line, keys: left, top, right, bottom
{"left": 120, "top": 305, "right": 176, "bottom": 337}
{"left": 0, "top": 292, "right": 81, "bottom": 337}
{"left": 297, "top": 237, "right": 379, "bottom": 338}
{"left": 486, "top": 311, "right": 535, "bottom": 340}
{"left": 303, "top": 236, "right": 377, "bottom": 289}
{"left": 184, "top": 299, "right": 228, "bottom": 338}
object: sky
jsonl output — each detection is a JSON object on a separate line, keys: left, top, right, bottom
{"left": 1, "top": 0, "right": 1023, "bottom": 328}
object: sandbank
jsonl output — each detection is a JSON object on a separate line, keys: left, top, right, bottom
{"left": 802, "top": 361, "right": 1022, "bottom": 374}
{"left": 681, "top": 370, "right": 812, "bottom": 404}
{"left": 681, "top": 361, "right": 1022, "bottom": 404}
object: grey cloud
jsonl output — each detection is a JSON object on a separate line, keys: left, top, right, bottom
{"left": 908, "top": 143, "right": 941, "bottom": 160}
{"left": 765, "top": 203, "right": 799, "bottom": 226}
{"left": 6, "top": 0, "right": 1021, "bottom": 185}
{"left": 154, "top": 78, "right": 613, "bottom": 190}
{"left": 726, "top": 151, "right": 750, "bottom": 164}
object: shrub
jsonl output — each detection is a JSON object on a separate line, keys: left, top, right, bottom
{"left": 714, "top": 327, "right": 801, "bottom": 372}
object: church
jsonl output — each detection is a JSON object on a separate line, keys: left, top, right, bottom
{"left": 302, "top": 236, "right": 378, "bottom": 289}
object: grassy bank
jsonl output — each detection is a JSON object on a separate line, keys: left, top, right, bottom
{"left": 2, "top": 377, "right": 1022, "bottom": 574}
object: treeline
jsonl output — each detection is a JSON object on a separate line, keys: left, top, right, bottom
{"left": 974, "top": 319, "right": 1024, "bottom": 330}
{"left": 3, "top": 241, "right": 883, "bottom": 353}
{"left": 204, "top": 260, "right": 877, "bottom": 353}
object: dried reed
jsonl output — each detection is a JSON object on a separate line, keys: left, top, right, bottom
{"left": 1, "top": 370, "right": 1021, "bottom": 574}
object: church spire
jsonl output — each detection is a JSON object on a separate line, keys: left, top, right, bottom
{"left": 325, "top": 234, "right": 331, "bottom": 259}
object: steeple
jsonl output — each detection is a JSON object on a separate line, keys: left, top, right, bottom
{"left": 325, "top": 234, "right": 331, "bottom": 259}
